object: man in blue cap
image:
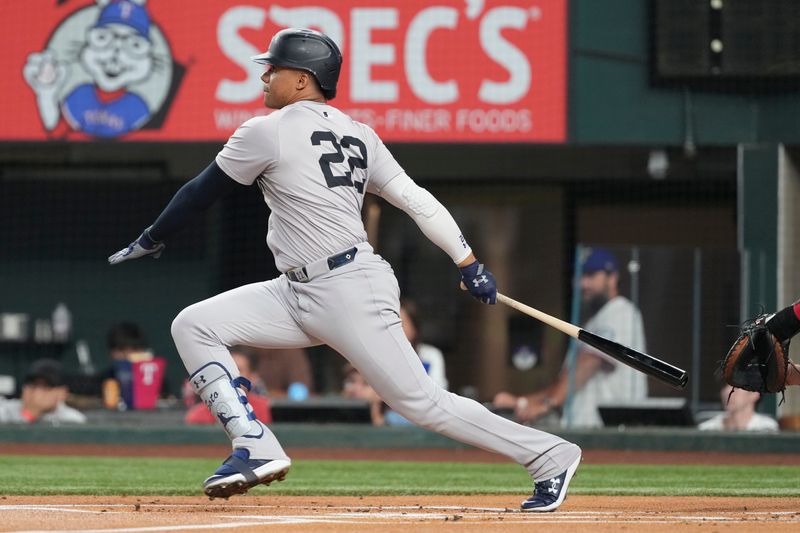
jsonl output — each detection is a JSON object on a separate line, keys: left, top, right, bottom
{"left": 494, "top": 247, "right": 648, "bottom": 427}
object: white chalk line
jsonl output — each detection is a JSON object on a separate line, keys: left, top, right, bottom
{"left": 9, "top": 522, "right": 278, "bottom": 533}
{"left": 3, "top": 502, "right": 800, "bottom": 532}
{"left": 0, "top": 506, "right": 113, "bottom": 514}
{"left": 9, "top": 518, "right": 800, "bottom": 533}
{"left": 2, "top": 503, "right": 798, "bottom": 517}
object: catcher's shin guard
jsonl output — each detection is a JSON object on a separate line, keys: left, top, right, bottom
{"left": 189, "top": 362, "right": 259, "bottom": 439}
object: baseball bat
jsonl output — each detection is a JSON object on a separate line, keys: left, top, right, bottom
{"left": 497, "top": 293, "right": 688, "bottom": 389}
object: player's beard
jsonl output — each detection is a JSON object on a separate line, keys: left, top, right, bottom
{"left": 581, "top": 293, "right": 609, "bottom": 323}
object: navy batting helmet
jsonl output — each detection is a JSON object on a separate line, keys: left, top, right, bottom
{"left": 252, "top": 28, "right": 343, "bottom": 100}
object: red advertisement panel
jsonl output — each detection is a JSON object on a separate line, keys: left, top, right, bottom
{"left": 1, "top": 0, "right": 566, "bottom": 142}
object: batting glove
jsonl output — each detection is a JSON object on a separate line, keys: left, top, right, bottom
{"left": 459, "top": 260, "right": 497, "bottom": 304}
{"left": 108, "top": 228, "right": 165, "bottom": 265}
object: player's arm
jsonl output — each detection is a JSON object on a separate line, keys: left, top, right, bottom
{"left": 377, "top": 173, "right": 496, "bottom": 304}
{"left": 108, "top": 162, "right": 247, "bottom": 265}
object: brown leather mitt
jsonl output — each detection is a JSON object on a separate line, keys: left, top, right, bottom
{"left": 722, "top": 314, "right": 790, "bottom": 394}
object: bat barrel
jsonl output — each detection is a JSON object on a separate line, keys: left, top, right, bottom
{"left": 578, "top": 330, "right": 689, "bottom": 390}
{"left": 496, "top": 292, "right": 688, "bottom": 390}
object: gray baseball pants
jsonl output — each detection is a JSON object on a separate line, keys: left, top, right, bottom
{"left": 170, "top": 245, "right": 580, "bottom": 480}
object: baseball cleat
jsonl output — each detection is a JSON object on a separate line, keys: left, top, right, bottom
{"left": 203, "top": 448, "right": 290, "bottom": 499}
{"left": 521, "top": 453, "right": 581, "bottom": 512}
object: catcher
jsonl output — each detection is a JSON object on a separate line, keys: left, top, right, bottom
{"left": 723, "top": 301, "right": 800, "bottom": 395}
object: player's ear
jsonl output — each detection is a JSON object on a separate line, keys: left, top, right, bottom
{"left": 296, "top": 71, "right": 310, "bottom": 91}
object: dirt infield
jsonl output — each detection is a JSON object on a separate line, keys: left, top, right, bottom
{"left": 1, "top": 495, "right": 799, "bottom": 532}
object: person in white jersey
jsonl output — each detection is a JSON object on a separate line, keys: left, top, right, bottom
{"left": 494, "top": 247, "right": 648, "bottom": 427}
{"left": 400, "top": 298, "right": 448, "bottom": 390}
{"left": 108, "top": 28, "right": 581, "bottom": 511}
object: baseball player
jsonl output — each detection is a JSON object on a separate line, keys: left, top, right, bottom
{"left": 108, "top": 28, "right": 581, "bottom": 511}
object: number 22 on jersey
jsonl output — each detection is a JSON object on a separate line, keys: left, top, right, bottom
{"left": 310, "top": 131, "right": 368, "bottom": 192}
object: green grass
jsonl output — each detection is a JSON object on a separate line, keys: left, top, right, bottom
{"left": 1, "top": 455, "right": 798, "bottom": 497}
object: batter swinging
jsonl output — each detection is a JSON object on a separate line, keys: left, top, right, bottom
{"left": 108, "top": 28, "right": 581, "bottom": 512}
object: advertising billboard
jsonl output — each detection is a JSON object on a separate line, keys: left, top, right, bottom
{"left": 2, "top": 0, "right": 566, "bottom": 142}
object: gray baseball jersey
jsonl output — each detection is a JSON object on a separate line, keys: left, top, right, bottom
{"left": 215, "top": 100, "right": 403, "bottom": 272}
{"left": 172, "top": 100, "right": 580, "bottom": 482}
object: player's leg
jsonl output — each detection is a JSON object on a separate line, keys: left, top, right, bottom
{"left": 171, "top": 277, "right": 318, "bottom": 498}
{"left": 295, "top": 254, "right": 580, "bottom": 510}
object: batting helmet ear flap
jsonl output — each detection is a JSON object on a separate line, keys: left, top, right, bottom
{"left": 252, "top": 28, "right": 343, "bottom": 99}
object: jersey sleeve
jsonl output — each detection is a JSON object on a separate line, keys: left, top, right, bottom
{"left": 365, "top": 129, "right": 405, "bottom": 194}
{"left": 215, "top": 116, "right": 279, "bottom": 186}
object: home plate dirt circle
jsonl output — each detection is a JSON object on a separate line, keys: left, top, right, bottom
{"left": 1, "top": 495, "right": 799, "bottom": 532}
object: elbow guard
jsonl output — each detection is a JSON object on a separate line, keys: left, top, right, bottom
{"left": 401, "top": 182, "right": 439, "bottom": 218}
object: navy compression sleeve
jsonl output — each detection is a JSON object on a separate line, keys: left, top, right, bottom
{"left": 147, "top": 161, "right": 245, "bottom": 242}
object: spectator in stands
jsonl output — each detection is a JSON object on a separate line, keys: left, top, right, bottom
{"left": 400, "top": 298, "right": 448, "bottom": 390}
{"left": 0, "top": 358, "right": 86, "bottom": 424}
{"left": 698, "top": 384, "right": 778, "bottom": 432}
{"left": 102, "top": 322, "right": 167, "bottom": 410}
{"left": 186, "top": 346, "right": 272, "bottom": 424}
{"left": 341, "top": 363, "right": 385, "bottom": 426}
{"left": 254, "top": 347, "right": 314, "bottom": 400}
{"left": 107, "top": 322, "right": 150, "bottom": 363}
{"left": 493, "top": 247, "right": 648, "bottom": 427}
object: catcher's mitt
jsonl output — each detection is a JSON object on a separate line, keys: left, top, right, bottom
{"left": 722, "top": 314, "right": 790, "bottom": 394}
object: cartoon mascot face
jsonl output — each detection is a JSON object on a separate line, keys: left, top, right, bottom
{"left": 81, "top": 0, "right": 154, "bottom": 92}
{"left": 23, "top": 0, "right": 176, "bottom": 138}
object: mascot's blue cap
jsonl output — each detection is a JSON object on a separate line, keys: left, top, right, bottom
{"left": 96, "top": 0, "right": 151, "bottom": 38}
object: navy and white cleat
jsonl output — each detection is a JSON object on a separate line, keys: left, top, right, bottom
{"left": 521, "top": 454, "right": 581, "bottom": 512}
{"left": 203, "top": 448, "right": 290, "bottom": 499}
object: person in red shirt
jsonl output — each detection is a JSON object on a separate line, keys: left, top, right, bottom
{"left": 185, "top": 347, "right": 272, "bottom": 425}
